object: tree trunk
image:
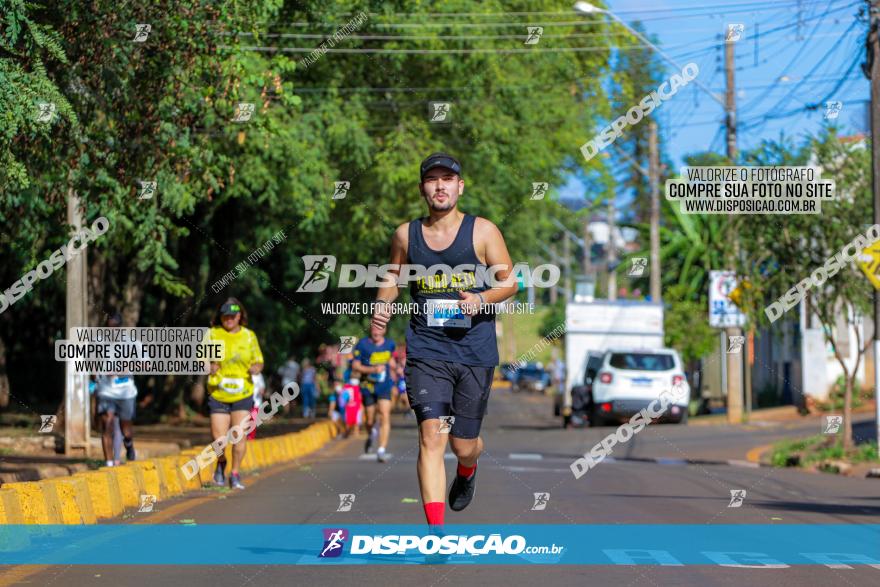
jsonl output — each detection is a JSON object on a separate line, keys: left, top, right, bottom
{"left": 843, "top": 374, "right": 854, "bottom": 451}
{"left": 88, "top": 249, "right": 106, "bottom": 326}
{"left": 121, "top": 270, "right": 145, "bottom": 327}
{"left": 0, "top": 334, "right": 9, "bottom": 409}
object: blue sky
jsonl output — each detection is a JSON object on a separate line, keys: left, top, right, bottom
{"left": 559, "top": 0, "right": 868, "bottom": 202}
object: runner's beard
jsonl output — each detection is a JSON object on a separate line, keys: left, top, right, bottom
{"left": 429, "top": 193, "right": 455, "bottom": 211}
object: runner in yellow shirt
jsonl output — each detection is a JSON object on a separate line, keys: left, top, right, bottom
{"left": 206, "top": 298, "right": 264, "bottom": 489}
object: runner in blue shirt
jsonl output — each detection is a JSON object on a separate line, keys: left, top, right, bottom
{"left": 352, "top": 325, "right": 397, "bottom": 462}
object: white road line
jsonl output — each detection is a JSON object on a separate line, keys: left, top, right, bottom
{"left": 504, "top": 466, "right": 571, "bottom": 473}
{"left": 509, "top": 453, "right": 543, "bottom": 460}
{"left": 726, "top": 459, "right": 761, "bottom": 468}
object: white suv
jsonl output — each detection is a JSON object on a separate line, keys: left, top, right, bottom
{"left": 588, "top": 348, "right": 690, "bottom": 426}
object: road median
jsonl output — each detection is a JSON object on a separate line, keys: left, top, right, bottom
{"left": 0, "top": 420, "right": 341, "bottom": 525}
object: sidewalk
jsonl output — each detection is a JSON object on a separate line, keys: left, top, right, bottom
{"left": 690, "top": 400, "right": 877, "bottom": 427}
{"left": 0, "top": 415, "right": 322, "bottom": 486}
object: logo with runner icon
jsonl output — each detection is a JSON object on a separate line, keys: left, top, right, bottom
{"left": 629, "top": 257, "right": 647, "bottom": 277}
{"left": 726, "top": 335, "right": 745, "bottom": 353}
{"left": 428, "top": 101, "right": 452, "bottom": 123}
{"left": 38, "top": 415, "right": 56, "bottom": 433}
{"left": 337, "top": 493, "right": 356, "bottom": 512}
{"left": 524, "top": 26, "right": 544, "bottom": 45}
{"left": 437, "top": 415, "right": 455, "bottom": 434}
{"left": 728, "top": 489, "right": 746, "bottom": 508}
{"left": 319, "top": 528, "right": 349, "bottom": 558}
{"left": 531, "top": 492, "right": 550, "bottom": 511}
{"left": 332, "top": 181, "right": 350, "bottom": 200}
{"left": 822, "top": 415, "right": 842, "bottom": 434}
{"left": 138, "top": 494, "right": 157, "bottom": 513}
{"left": 297, "top": 255, "right": 337, "bottom": 292}
{"left": 339, "top": 336, "right": 357, "bottom": 354}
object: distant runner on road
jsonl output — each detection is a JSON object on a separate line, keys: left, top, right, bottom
{"left": 95, "top": 313, "right": 137, "bottom": 467}
{"left": 206, "top": 298, "right": 264, "bottom": 490}
{"left": 352, "top": 325, "right": 397, "bottom": 463}
{"left": 371, "top": 152, "right": 517, "bottom": 530}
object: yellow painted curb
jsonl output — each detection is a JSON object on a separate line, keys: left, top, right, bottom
{"left": 0, "top": 489, "right": 25, "bottom": 524}
{"left": 173, "top": 456, "right": 202, "bottom": 491}
{"left": 150, "top": 458, "right": 183, "bottom": 497}
{"left": 99, "top": 466, "right": 140, "bottom": 508}
{"left": 128, "top": 461, "right": 162, "bottom": 499}
{"left": 75, "top": 471, "right": 123, "bottom": 520}
{"left": 2, "top": 482, "right": 62, "bottom": 524}
{"left": 46, "top": 476, "right": 96, "bottom": 524}
{"left": 0, "top": 420, "right": 340, "bottom": 526}
{"left": 746, "top": 443, "right": 776, "bottom": 464}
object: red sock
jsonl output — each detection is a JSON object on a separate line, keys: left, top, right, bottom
{"left": 457, "top": 461, "right": 476, "bottom": 479}
{"left": 424, "top": 501, "right": 445, "bottom": 526}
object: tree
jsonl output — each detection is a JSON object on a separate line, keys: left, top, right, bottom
{"left": 737, "top": 129, "right": 871, "bottom": 449}
{"left": 1, "top": 0, "right": 617, "bottom": 416}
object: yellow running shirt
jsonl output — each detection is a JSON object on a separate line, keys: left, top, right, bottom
{"left": 206, "top": 326, "right": 264, "bottom": 403}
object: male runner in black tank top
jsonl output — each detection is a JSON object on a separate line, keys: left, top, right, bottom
{"left": 370, "top": 153, "right": 518, "bottom": 530}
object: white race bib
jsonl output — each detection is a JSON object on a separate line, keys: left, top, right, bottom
{"left": 426, "top": 299, "right": 472, "bottom": 328}
{"left": 220, "top": 377, "right": 245, "bottom": 392}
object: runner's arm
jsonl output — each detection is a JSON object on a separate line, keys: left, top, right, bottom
{"left": 476, "top": 218, "right": 518, "bottom": 304}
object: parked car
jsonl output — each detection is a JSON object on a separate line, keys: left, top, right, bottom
{"left": 500, "top": 363, "right": 519, "bottom": 384}
{"left": 512, "top": 362, "right": 551, "bottom": 393}
{"left": 587, "top": 348, "right": 690, "bottom": 426}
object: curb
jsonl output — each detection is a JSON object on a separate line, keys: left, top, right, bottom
{"left": 0, "top": 420, "right": 341, "bottom": 525}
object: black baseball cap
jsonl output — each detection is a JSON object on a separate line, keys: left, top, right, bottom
{"left": 420, "top": 152, "right": 462, "bottom": 181}
{"left": 220, "top": 302, "right": 241, "bottom": 316}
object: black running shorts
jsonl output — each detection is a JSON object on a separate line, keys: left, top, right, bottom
{"left": 404, "top": 357, "right": 495, "bottom": 439}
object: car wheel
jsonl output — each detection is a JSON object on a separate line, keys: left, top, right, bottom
{"left": 677, "top": 409, "right": 688, "bottom": 425}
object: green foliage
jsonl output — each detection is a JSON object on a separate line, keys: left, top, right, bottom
{"left": 539, "top": 299, "right": 566, "bottom": 340}
{"left": 0, "top": 0, "right": 614, "bottom": 412}
{"left": 770, "top": 434, "right": 879, "bottom": 468}
{"left": 663, "top": 283, "right": 717, "bottom": 364}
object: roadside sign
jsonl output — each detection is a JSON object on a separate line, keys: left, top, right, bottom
{"left": 709, "top": 270, "right": 747, "bottom": 328}
{"left": 857, "top": 240, "right": 880, "bottom": 290}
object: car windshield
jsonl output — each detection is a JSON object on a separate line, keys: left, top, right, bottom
{"left": 608, "top": 353, "right": 674, "bottom": 371}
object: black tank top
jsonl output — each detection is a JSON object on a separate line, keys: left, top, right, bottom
{"left": 405, "top": 214, "right": 498, "bottom": 367}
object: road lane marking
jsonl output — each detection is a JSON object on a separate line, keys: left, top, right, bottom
{"left": 509, "top": 453, "right": 543, "bottom": 460}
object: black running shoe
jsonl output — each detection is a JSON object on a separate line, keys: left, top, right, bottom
{"left": 364, "top": 434, "right": 373, "bottom": 454}
{"left": 125, "top": 443, "right": 136, "bottom": 462}
{"left": 448, "top": 469, "right": 477, "bottom": 511}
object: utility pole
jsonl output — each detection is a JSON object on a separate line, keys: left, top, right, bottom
{"left": 582, "top": 217, "right": 592, "bottom": 277}
{"left": 563, "top": 230, "right": 572, "bottom": 301}
{"left": 869, "top": 0, "right": 880, "bottom": 451}
{"left": 648, "top": 121, "right": 662, "bottom": 302}
{"left": 65, "top": 187, "right": 90, "bottom": 456}
{"left": 724, "top": 26, "right": 744, "bottom": 424}
{"left": 549, "top": 244, "right": 558, "bottom": 305}
{"left": 607, "top": 197, "right": 617, "bottom": 300}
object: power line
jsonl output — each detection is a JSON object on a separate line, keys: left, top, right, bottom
{"left": 225, "top": 1, "right": 852, "bottom": 30}
{"left": 314, "top": 1, "right": 836, "bottom": 19}
{"left": 223, "top": 42, "right": 697, "bottom": 55}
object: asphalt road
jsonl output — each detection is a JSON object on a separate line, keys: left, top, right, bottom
{"left": 2, "top": 386, "right": 878, "bottom": 586}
